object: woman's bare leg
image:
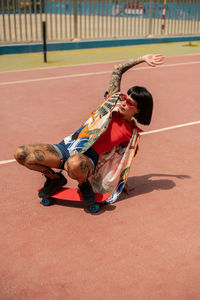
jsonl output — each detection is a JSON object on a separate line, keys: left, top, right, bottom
{"left": 14, "top": 144, "right": 68, "bottom": 198}
{"left": 64, "top": 153, "right": 93, "bottom": 184}
{"left": 64, "top": 153, "right": 96, "bottom": 205}
{"left": 14, "top": 144, "right": 61, "bottom": 179}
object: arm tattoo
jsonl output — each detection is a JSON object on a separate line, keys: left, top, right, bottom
{"left": 108, "top": 56, "right": 144, "bottom": 96}
{"left": 107, "top": 70, "right": 122, "bottom": 96}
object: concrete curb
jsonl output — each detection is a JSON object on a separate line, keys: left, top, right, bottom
{"left": 1, "top": 35, "right": 200, "bottom": 55}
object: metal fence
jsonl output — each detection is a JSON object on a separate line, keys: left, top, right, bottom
{"left": 1, "top": 0, "right": 200, "bottom": 44}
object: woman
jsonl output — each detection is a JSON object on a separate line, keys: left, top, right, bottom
{"left": 14, "top": 54, "right": 164, "bottom": 205}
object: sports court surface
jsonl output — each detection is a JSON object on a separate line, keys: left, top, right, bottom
{"left": 0, "top": 43, "right": 200, "bottom": 299}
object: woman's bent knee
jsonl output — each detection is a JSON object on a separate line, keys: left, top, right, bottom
{"left": 14, "top": 145, "right": 37, "bottom": 165}
{"left": 65, "top": 153, "right": 93, "bottom": 181}
{"left": 14, "top": 146, "right": 30, "bottom": 165}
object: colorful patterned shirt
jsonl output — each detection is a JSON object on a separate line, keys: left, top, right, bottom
{"left": 63, "top": 92, "right": 142, "bottom": 203}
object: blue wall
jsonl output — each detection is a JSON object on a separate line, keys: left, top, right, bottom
{"left": 45, "top": 2, "right": 200, "bottom": 20}
{"left": 1, "top": 2, "right": 200, "bottom": 20}
{"left": 1, "top": 35, "right": 200, "bottom": 55}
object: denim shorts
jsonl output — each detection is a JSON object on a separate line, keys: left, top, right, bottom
{"left": 53, "top": 140, "right": 99, "bottom": 172}
{"left": 53, "top": 140, "right": 70, "bottom": 169}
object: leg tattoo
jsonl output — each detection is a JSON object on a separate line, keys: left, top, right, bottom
{"left": 80, "top": 159, "right": 91, "bottom": 178}
{"left": 34, "top": 150, "right": 45, "bottom": 162}
{"left": 16, "top": 146, "right": 30, "bottom": 165}
{"left": 46, "top": 144, "right": 60, "bottom": 158}
{"left": 26, "top": 163, "right": 57, "bottom": 178}
{"left": 14, "top": 144, "right": 61, "bottom": 179}
{"left": 65, "top": 153, "right": 92, "bottom": 182}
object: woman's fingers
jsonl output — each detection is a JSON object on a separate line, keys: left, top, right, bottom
{"left": 153, "top": 54, "right": 165, "bottom": 65}
{"left": 154, "top": 60, "right": 164, "bottom": 65}
{"left": 144, "top": 54, "right": 165, "bottom": 67}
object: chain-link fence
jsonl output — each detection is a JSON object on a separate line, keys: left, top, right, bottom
{"left": 1, "top": 0, "right": 200, "bottom": 44}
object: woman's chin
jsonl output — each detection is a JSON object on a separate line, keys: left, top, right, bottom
{"left": 119, "top": 107, "right": 126, "bottom": 114}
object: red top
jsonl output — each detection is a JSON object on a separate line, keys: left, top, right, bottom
{"left": 92, "top": 112, "right": 135, "bottom": 155}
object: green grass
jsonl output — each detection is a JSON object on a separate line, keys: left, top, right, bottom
{"left": 0, "top": 41, "right": 199, "bottom": 72}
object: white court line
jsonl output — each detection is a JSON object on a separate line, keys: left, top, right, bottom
{"left": 1, "top": 52, "right": 200, "bottom": 74}
{"left": 0, "top": 60, "right": 200, "bottom": 86}
{"left": 0, "top": 159, "right": 16, "bottom": 165}
{"left": 139, "top": 120, "right": 200, "bottom": 135}
{"left": 0, "top": 70, "right": 111, "bottom": 86}
{"left": 1, "top": 120, "right": 200, "bottom": 166}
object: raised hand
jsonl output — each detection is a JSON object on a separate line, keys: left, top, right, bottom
{"left": 143, "top": 54, "right": 165, "bottom": 67}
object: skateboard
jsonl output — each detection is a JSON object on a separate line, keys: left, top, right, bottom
{"left": 39, "top": 187, "right": 111, "bottom": 213}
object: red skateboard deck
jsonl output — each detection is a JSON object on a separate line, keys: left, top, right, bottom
{"left": 48, "top": 187, "right": 110, "bottom": 202}
{"left": 39, "top": 187, "right": 111, "bottom": 213}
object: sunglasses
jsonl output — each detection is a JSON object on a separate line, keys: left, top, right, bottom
{"left": 121, "top": 94, "right": 138, "bottom": 108}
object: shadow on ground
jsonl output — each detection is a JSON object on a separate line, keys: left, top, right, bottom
{"left": 47, "top": 173, "right": 190, "bottom": 214}
{"left": 118, "top": 173, "right": 190, "bottom": 202}
{"left": 182, "top": 42, "right": 199, "bottom": 47}
{"left": 46, "top": 196, "right": 117, "bottom": 215}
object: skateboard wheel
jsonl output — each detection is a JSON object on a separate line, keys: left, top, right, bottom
{"left": 41, "top": 198, "right": 51, "bottom": 206}
{"left": 89, "top": 203, "right": 100, "bottom": 213}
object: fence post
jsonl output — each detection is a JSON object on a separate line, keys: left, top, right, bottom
{"left": 148, "top": 0, "right": 153, "bottom": 36}
{"left": 42, "top": 21, "right": 47, "bottom": 63}
{"left": 161, "top": 0, "right": 167, "bottom": 34}
{"left": 73, "top": 0, "right": 78, "bottom": 39}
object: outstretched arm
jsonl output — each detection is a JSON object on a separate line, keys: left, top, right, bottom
{"left": 107, "top": 54, "right": 164, "bottom": 96}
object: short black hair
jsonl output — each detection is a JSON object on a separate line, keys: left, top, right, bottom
{"left": 127, "top": 86, "right": 153, "bottom": 125}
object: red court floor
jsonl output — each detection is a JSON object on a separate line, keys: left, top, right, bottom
{"left": 0, "top": 54, "right": 200, "bottom": 300}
